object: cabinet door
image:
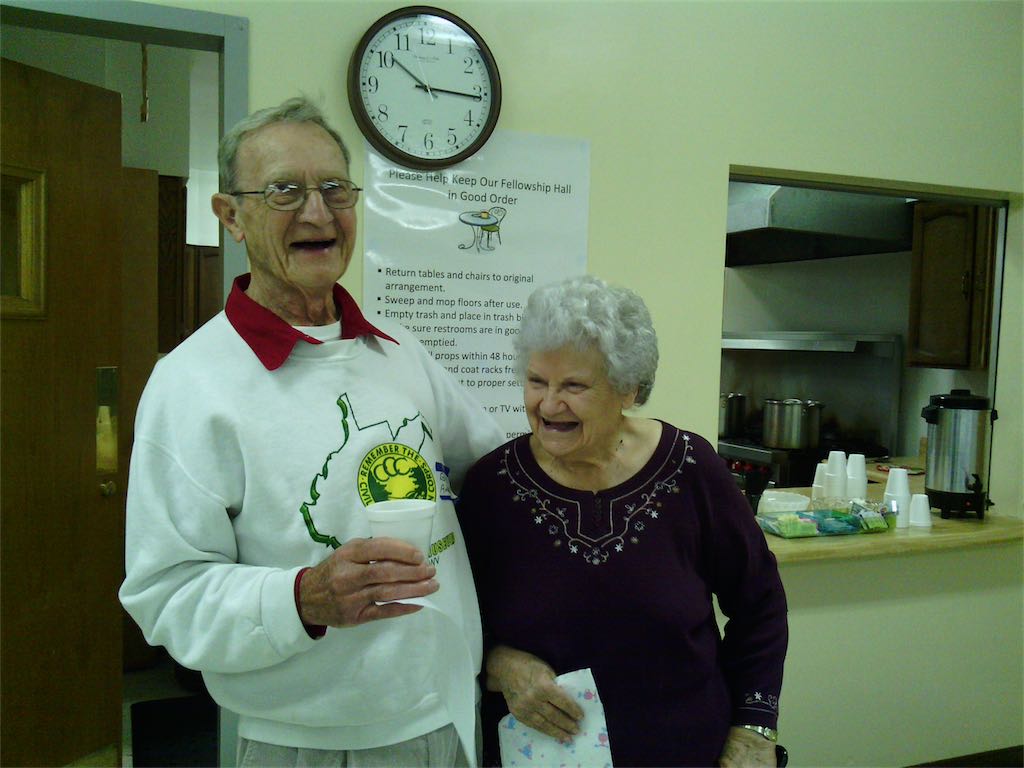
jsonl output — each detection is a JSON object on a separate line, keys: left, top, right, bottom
{"left": 908, "top": 203, "right": 977, "bottom": 368}
{"left": 968, "top": 206, "right": 996, "bottom": 369}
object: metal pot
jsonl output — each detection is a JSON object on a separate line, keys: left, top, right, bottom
{"left": 763, "top": 398, "right": 824, "bottom": 449}
{"left": 719, "top": 393, "right": 746, "bottom": 437}
{"left": 921, "top": 389, "right": 997, "bottom": 518}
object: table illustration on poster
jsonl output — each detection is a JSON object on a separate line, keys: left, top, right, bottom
{"left": 459, "top": 207, "right": 507, "bottom": 252}
{"left": 363, "top": 130, "right": 590, "bottom": 438}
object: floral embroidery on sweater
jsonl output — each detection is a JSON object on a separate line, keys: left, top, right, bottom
{"left": 498, "top": 432, "right": 695, "bottom": 565}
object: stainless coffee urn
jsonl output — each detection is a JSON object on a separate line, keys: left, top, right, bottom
{"left": 920, "top": 389, "right": 998, "bottom": 519}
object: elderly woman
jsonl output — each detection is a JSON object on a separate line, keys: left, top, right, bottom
{"left": 457, "top": 276, "right": 788, "bottom": 767}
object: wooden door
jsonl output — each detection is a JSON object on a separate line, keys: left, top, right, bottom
{"left": 1, "top": 58, "right": 125, "bottom": 766}
{"left": 120, "top": 167, "right": 164, "bottom": 673}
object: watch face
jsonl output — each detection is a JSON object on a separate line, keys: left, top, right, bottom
{"left": 348, "top": 6, "right": 501, "bottom": 170}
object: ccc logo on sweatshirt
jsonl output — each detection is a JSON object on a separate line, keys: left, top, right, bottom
{"left": 357, "top": 443, "right": 436, "bottom": 505}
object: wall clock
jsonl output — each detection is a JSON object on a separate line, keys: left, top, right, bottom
{"left": 347, "top": 5, "right": 502, "bottom": 170}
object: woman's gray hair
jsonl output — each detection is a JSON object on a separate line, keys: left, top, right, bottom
{"left": 514, "top": 275, "right": 659, "bottom": 406}
{"left": 218, "top": 96, "right": 351, "bottom": 192}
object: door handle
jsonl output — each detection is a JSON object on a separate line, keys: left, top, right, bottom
{"left": 99, "top": 480, "right": 118, "bottom": 497}
{"left": 96, "top": 367, "right": 119, "bottom": 474}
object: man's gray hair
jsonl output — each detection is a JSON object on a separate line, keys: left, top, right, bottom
{"left": 218, "top": 96, "right": 351, "bottom": 192}
{"left": 514, "top": 275, "right": 659, "bottom": 406}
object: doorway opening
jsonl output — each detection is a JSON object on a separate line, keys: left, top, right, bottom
{"left": 1, "top": 3, "right": 248, "bottom": 765}
{"left": 0, "top": 0, "right": 249, "bottom": 298}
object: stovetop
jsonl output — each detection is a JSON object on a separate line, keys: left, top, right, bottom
{"left": 717, "top": 438, "right": 795, "bottom": 464}
{"left": 718, "top": 436, "right": 890, "bottom": 464}
{"left": 718, "top": 435, "right": 889, "bottom": 491}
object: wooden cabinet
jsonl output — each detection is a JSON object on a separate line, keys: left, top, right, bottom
{"left": 183, "top": 243, "right": 224, "bottom": 338}
{"left": 157, "top": 175, "right": 187, "bottom": 353}
{"left": 907, "top": 202, "right": 997, "bottom": 369}
{"left": 157, "top": 175, "right": 223, "bottom": 352}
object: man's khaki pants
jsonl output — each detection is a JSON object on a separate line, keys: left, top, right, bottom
{"left": 237, "top": 723, "right": 470, "bottom": 768}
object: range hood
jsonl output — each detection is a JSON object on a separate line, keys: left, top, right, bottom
{"left": 722, "top": 331, "right": 900, "bottom": 357}
{"left": 726, "top": 182, "right": 913, "bottom": 266}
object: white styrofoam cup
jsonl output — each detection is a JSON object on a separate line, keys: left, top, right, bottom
{"left": 846, "top": 453, "right": 868, "bottom": 500}
{"left": 884, "top": 468, "right": 912, "bottom": 528}
{"left": 824, "top": 451, "right": 847, "bottom": 499}
{"left": 811, "top": 463, "right": 827, "bottom": 500}
{"left": 909, "top": 493, "right": 933, "bottom": 528}
{"left": 365, "top": 499, "right": 436, "bottom": 553}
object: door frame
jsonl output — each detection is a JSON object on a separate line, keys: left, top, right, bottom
{"left": 1, "top": 0, "right": 249, "bottom": 300}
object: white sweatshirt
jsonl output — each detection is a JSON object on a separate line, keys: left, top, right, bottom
{"left": 120, "top": 284, "right": 504, "bottom": 751}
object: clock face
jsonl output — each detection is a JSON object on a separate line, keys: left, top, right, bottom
{"left": 348, "top": 6, "right": 501, "bottom": 170}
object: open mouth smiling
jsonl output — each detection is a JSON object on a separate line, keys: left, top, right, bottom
{"left": 542, "top": 418, "right": 578, "bottom": 432}
{"left": 291, "top": 238, "right": 336, "bottom": 251}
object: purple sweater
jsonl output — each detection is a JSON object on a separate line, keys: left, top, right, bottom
{"left": 457, "top": 423, "right": 788, "bottom": 767}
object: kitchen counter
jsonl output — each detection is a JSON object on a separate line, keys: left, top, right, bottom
{"left": 752, "top": 457, "right": 1022, "bottom": 768}
{"left": 767, "top": 508, "right": 1023, "bottom": 564}
{"left": 764, "top": 456, "right": 1023, "bottom": 564}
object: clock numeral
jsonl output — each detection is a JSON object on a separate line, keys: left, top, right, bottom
{"left": 377, "top": 105, "right": 389, "bottom": 121}
{"left": 398, "top": 125, "right": 408, "bottom": 142}
{"left": 367, "top": 75, "right": 379, "bottom": 94}
{"left": 376, "top": 50, "right": 395, "bottom": 68}
{"left": 464, "top": 110, "right": 474, "bottom": 127}
{"left": 472, "top": 85, "right": 483, "bottom": 102}
{"left": 424, "top": 132, "right": 434, "bottom": 150}
{"left": 463, "top": 56, "right": 475, "bottom": 74}
{"left": 393, "top": 33, "right": 409, "bottom": 51}
{"left": 447, "top": 128, "right": 458, "bottom": 146}
{"left": 419, "top": 27, "right": 436, "bottom": 46}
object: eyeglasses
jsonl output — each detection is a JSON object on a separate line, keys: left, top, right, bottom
{"left": 231, "top": 179, "right": 362, "bottom": 211}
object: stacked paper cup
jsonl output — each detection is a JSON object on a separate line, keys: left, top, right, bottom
{"left": 811, "top": 463, "right": 827, "bottom": 500}
{"left": 884, "top": 468, "right": 912, "bottom": 529}
{"left": 824, "top": 451, "right": 848, "bottom": 500}
{"left": 846, "top": 454, "right": 868, "bottom": 500}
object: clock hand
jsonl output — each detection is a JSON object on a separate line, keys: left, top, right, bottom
{"left": 394, "top": 58, "right": 435, "bottom": 98}
{"left": 414, "top": 84, "right": 481, "bottom": 100}
{"left": 410, "top": 56, "right": 438, "bottom": 100}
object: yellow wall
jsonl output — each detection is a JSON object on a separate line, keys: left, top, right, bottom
{"left": 151, "top": 1, "right": 1024, "bottom": 763}
{"left": 168, "top": 0, "right": 1022, "bottom": 515}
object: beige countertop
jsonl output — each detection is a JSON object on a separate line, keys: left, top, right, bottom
{"left": 764, "top": 456, "right": 1023, "bottom": 564}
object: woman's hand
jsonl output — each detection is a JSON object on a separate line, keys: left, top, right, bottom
{"left": 719, "top": 726, "right": 777, "bottom": 767}
{"left": 485, "top": 645, "right": 584, "bottom": 742}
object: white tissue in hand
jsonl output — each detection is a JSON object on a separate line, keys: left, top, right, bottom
{"left": 498, "top": 668, "right": 612, "bottom": 767}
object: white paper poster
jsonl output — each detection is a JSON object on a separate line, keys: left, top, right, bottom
{"left": 363, "top": 129, "right": 590, "bottom": 438}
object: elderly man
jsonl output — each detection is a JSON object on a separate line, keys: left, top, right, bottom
{"left": 120, "top": 97, "right": 503, "bottom": 767}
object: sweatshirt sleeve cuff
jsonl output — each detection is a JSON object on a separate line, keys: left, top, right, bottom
{"left": 295, "top": 567, "right": 327, "bottom": 639}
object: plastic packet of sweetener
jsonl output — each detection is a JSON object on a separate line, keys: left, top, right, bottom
{"left": 851, "top": 500, "right": 889, "bottom": 532}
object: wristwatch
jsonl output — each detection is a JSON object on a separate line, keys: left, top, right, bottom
{"left": 740, "top": 724, "right": 778, "bottom": 742}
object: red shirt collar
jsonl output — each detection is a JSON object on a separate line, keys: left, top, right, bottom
{"left": 225, "top": 273, "right": 398, "bottom": 370}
